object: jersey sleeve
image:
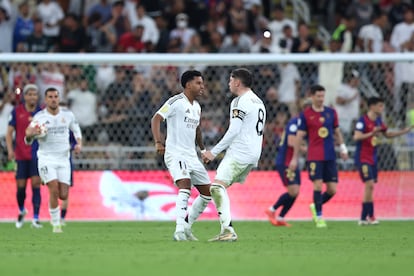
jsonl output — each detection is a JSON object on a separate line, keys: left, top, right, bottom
{"left": 8, "top": 108, "right": 16, "bottom": 128}
{"left": 69, "top": 112, "right": 82, "bottom": 139}
{"left": 354, "top": 116, "right": 365, "bottom": 132}
{"left": 297, "top": 112, "right": 307, "bottom": 132}
{"left": 156, "top": 100, "right": 176, "bottom": 120}
{"left": 231, "top": 97, "right": 247, "bottom": 122}
{"left": 287, "top": 120, "right": 298, "bottom": 136}
{"left": 332, "top": 109, "right": 339, "bottom": 129}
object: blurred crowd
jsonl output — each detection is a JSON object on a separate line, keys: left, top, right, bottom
{"left": 2, "top": 0, "right": 414, "bottom": 170}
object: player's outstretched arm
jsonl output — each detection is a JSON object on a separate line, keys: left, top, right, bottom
{"left": 384, "top": 126, "right": 413, "bottom": 138}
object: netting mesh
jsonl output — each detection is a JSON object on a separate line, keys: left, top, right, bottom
{"left": 1, "top": 56, "right": 413, "bottom": 171}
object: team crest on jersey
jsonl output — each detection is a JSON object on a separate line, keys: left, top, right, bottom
{"left": 61, "top": 117, "right": 66, "bottom": 123}
{"left": 371, "top": 136, "right": 378, "bottom": 146}
{"left": 318, "top": 127, "right": 328, "bottom": 138}
{"left": 285, "top": 169, "right": 296, "bottom": 181}
{"left": 319, "top": 117, "right": 325, "bottom": 123}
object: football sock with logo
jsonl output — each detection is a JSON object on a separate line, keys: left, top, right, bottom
{"left": 322, "top": 192, "right": 333, "bottom": 204}
{"left": 175, "top": 189, "right": 190, "bottom": 232}
{"left": 279, "top": 194, "right": 297, "bottom": 217}
{"left": 313, "top": 190, "right": 322, "bottom": 216}
{"left": 32, "top": 187, "right": 41, "bottom": 220}
{"left": 49, "top": 206, "right": 60, "bottom": 226}
{"left": 361, "top": 202, "right": 369, "bottom": 221}
{"left": 187, "top": 194, "right": 211, "bottom": 226}
{"left": 17, "top": 186, "right": 26, "bottom": 212}
{"left": 210, "top": 184, "right": 231, "bottom": 229}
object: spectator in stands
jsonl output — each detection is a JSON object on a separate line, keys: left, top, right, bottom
{"left": 390, "top": 5, "right": 414, "bottom": 127}
{"left": 9, "top": 63, "right": 37, "bottom": 92}
{"left": 19, "top": 18, "right": 51, "bottom": 52}
{"left": 226, "top": 0, "right": 248, "bottom": 34}
{"left": 388, "top": 0, "right": 410, "bottom": 28}
{"left": 277, "top": 62, "right": 301, "bottom": 116}
{"left": 95, "top": 64, "right": 115, "bottom": 94}
{"left": 117, "top": 23, "right": 145, "bottom": 53}
{"left": 130, "top": 4, "right": 159, "bottom": 48}
{"left": 86, "top": 12, "right": 117, "bottom": 52}
{"left": 0, "top": 1, "right": 13, "bottom": 52}
{"left": 318, "top": 39, "right": 344, "bottom": 107}
{"left": 251, "top": 29, "right": 279, "bottom": 53}
{"left": 346, "top": 0, "right": 375, "bottom": 33}
{"left": 279, "top": 24, "right": 295, "bottom": 53}
{"left": 101, "top": 66, "right": 132, "bottom": 143}
{"left": 86, "top": 0, "right": 112, "bottom": 25}
{"left": 292, "top": 22, "right": 322, "bottom": 97}
{"left": 219, "top": 29, "right": 252, "bottom": 53}
{"left": 67, "top": 77, "right": 98, "bottom": 142}
{"left": 106, "top": 0, "right": 128, "bottom": 41}
{"left": 332, "top": 15, "right": 357, "bottom": 52}
{"left": 154, "top": 13, "right": 169, "bottom": 53}
{"left": 0, "top": 90, "right": 14, "bottom": 169}
{"left": 57, "top": 13, "right": 88, "bottom": 53}
{"left": 335, "top": 69, "right": 361, "bottom": 142}
{"left": 36, "top": 0, "right": 64, "bottom": 44}
{"left": 169, "top": 13, "right": 196, "bottom": 51}
{"left": 13, "top": 1, "right": 34, "bottom": 52}
{"left": 246, "top": 1, "right": 269, "bottom": 40}
{"left": 267, "top": 4, "right": 297, "bottom": 53}
{"left": 36, "top": 63, "right": 65, "bottom": 103}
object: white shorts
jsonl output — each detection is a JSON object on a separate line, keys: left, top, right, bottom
{"left": 38, "top": 158, "right": 71, "bottom": 185}
{"left": 215, "top": 154, "right": 255, "bottom": 186}
{"left": 164, "top": 153, "right": 210, "bottom": 186}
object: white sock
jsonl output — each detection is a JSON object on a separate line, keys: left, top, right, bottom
{"left": 49, "top": 206, "right": 60, "bottom": 226}
{"left": 210, "top": 183, "right": 231, "bottom": 229}
{"left": 175, "top": 189, "right": 190, "bottom": 232}
{"left": 188, "top": 194, "right": 211, "bottom": 226}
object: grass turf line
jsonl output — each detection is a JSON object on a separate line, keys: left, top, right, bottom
{"left": 0, "top": 221, "right": 413, "bottom": 276}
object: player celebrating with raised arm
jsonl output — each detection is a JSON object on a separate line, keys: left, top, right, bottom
{"left": 354, "top": 97, "right": 412, "bottom": 225}
{"left": 6, "top": 84, "right": 43, "bottom": 229}
{"left": 202, "top": 68, "right": 266, "bottom": 241}
{"left": 151, "top": 70, "right": 212, "bottom": 242}
{"left": 25, "top": 88, "right": 82, "bottom": 233}
{"left": 289, "top": 84, "right": 348, "bottom": 228}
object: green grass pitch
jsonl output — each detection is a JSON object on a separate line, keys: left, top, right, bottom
{"left": 0, "top": 221, "right": 413, "bottom": 276}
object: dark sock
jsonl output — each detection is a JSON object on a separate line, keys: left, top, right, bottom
{"left": 313, "top": 191, "right": 322, "bottom": 216}
{"left": 322, "top": 192, "right": 333, "bottom": 204}
{"left": 279, "top": 194, "right": 297, "bottom": 217}
{"left": 273, "top": 192, "right": 290, "bottom": 210}
{"left": 361, "top": 202, "right": 369, "bottom": 220}
{"left": 368, "top": 202, "right": 374, "bottom": 218}
{"left": 61, "top": 209, "right": 67, "bottom": 219}
{"left": 32, "top": 187, "right": 41, "bottom": 220}
{"left": 17, "top": 186, "right": 26, "bottom": 212}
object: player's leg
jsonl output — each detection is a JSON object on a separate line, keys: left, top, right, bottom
{"left": 322, "top": 161, "right": 338, "bottom": 204}
{"left": 30, "top": 158, "right": 42, "bottom": 228}
{"left": 61, "top": 198, "right": 68, "bottom": 226}
{"left": 365, "top": 164, "right": 378, "bottom": 224}
{"left": 275, "top": 184, "right": 299, "bottom": 226}
{"left": 47, "top": 179, "right": 61, "bottom": 232}
{"left": 174, "top": 178, "right": 192, "bottom": 241}
{"left": 15, "top": 160, "right": 29, "bottom": 228}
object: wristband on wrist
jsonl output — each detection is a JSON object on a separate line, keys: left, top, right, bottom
{"left": 200, "top": 149, "right": 206, "bottom": 154}
{"left": 339, "top": 143, "right": 348, "bottom": 154}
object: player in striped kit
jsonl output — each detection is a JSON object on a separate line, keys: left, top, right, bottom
{"left": 354, "top": 97, "right": 412, "bottom": 225}
{"left": 25, "top": 88, "right": 82, "bottom": 233}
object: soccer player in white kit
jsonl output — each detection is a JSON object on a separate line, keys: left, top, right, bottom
{"left": 151, "top": 70, "right": 212, "bottom": 241}
{"left": 25, "top": 88, "right": 82, "bottom": 233}
{"left": 203, "top": 68, "right": 266, "bottom": 241}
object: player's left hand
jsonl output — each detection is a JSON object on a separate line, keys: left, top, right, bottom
{"left": 202, "top": 151, "right": 215, "bottom": 163}
{"left": 74, "top": 144, "right": 82, "bottom": 154}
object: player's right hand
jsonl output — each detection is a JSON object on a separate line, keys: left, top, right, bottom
{"left": 7, "top": 151, "right": 14, "bottom": 161}
{"left": 155, "top": 142, "right": 165, "bottom": 155}
{"left": 288, "top": 158, "right": 298, "bottom": 171}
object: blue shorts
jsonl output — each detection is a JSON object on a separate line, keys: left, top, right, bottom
{"left": 358, "top": 163, "right": 377, "bottom": 183}
{"left": 276, "top": 164, "right": 300, "bottom": 186}
{"left": 307, "top": 160, "right": 338, "bottom": 183}
{"left": 15, "top": 159, "right": 39, "bottom": 179}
